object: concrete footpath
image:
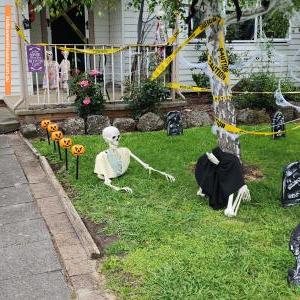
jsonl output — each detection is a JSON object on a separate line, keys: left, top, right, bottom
{"left": 0, "top": 134, "right": 71, "bottom": 299}
{"left": 0, "top": 133, "right": 115, "bottom": 300}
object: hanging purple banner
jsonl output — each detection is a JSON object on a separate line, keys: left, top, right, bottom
{"left": 26, "top": 45, "right": 45, "bottom": 72}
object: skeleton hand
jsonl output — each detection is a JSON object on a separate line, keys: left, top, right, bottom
{"left": 118, "top": 186, "right": 133, "bottom": 193}
{"left": 146, "top": 166, "right": 175, "bottom": 182}
{"left": 197, "top": 187, "right": 206, "bottom": 197}
{"left": 206, "top": 152, "right": 220, "bottom": 165}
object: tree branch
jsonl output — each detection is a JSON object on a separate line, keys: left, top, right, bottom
{"left": 225, "top": 0, "right": 292, "bottom": 25}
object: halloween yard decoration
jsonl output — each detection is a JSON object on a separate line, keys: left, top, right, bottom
{"left": 282, "top": 162, "right": 300, "bottom": 208}
{"left": 40, "top": 119, "right": 51, "bottom": 144}
{"left": 59, "top": 138, "right": 72, "bottom": 170}
{"left": 166, "top": 111, "right": 183, "bottom": 136}
{"left": 47, "top": 123, "right": 59, "bottom": 152}
{"left": 51, "top": 130, "right": 64, "bottom": 160}
{"left": 288, "top": 223, "right": 300, "bottom": 285}
{"left": 272, "top": 111, "right": 285, "bottom": 139}
{"left": 195, "top": 147, "right": 251, "bottom": 217}
{"left": 94, "top": 126, "right": 175, "bottom": 193}
{"left": 71, "top": 144, "right": 85, "bottom": 179}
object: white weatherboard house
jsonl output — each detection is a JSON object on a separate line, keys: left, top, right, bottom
{"left": 1, "top": 0, "right": 300, "bottom": 114}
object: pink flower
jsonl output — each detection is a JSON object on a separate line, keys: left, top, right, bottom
{"left": 79, "top": 80, "right": 90, "bottom": 87}
{"left": 89, "top": 69, "right": 101, "bottom": 77}
{"left": 82, "top": 97, "right": 91, "bottom": 106}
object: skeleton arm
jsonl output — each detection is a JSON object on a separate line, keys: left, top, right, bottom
{"left": 129, "top": 151, "right": 175, "bottom": 182}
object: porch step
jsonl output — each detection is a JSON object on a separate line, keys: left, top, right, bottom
{"left": 0, "top": 107, "right": 20, "bottom": 134}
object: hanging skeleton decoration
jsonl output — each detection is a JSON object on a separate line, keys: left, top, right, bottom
{"left": 195, "top": 147, "right": 251, "bottom": 217}
{"left": 94, "top": 126, "right": 175, "bottom": 193}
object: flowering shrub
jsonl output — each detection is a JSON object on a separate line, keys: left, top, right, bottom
{"left": 69, "top": 71, "right": 105, "bottom": 122}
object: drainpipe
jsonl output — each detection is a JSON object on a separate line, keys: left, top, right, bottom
{"left": 15, "top": 2, "right": 29, "bottom": 110}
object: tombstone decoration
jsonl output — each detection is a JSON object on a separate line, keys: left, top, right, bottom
{"left": 166, "top": 111, "right": 183, "bottom": 136}
{"left": 282, "top": 162, "right": 300, "bottom": 208}
{"left": 272, "top": 111, "right": 285, "bottom": 139}
{"left": 288, "top": 224, "right": 300, "bottom": 285}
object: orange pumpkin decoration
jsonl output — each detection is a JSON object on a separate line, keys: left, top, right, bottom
{"left": 41, "top": 119, "right": 51, "bottom": 129}
{"left": 47, "top": 123, "right": 59, "bottom": 133}
{"left": 71, "top": 144, "right": 85, "bottom": 156}
{"left": 59, "top": 138, "right": 72, "bottom": 149}
{"left": 51, "top": 131, "right": 64, "bottom": 141}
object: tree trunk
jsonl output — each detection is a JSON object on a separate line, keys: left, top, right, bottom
{"left": 204, "top": 1, "right": 240, "bottom": 159}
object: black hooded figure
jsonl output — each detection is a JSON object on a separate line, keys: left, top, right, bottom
{"left": 288, "top": 224, "right": 300, "bottom": 285}
{"left": 195, "top": 147, "right": 245, "bottom": 210}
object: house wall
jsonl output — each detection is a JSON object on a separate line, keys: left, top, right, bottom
{"left": 178, "top": 16, "right": 300, "bottom": 87}
{"left": 0, "top": 1, "right": 23, "bottom": 98}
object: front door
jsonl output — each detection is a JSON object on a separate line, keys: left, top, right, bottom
{"left": 50, "top": 6, "right": 87, "bottom": 71}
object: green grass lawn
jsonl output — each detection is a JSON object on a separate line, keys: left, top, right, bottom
{"left": 34, "top": 127, "right": 300, "bottom": 299}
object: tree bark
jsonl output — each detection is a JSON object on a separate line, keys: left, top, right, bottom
{"left": 204, "top": 0, "right": 240, "bottom": 158}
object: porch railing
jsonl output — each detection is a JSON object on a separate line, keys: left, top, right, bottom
{"left": 27, "top": 44, "right": 169, "bottom": 107}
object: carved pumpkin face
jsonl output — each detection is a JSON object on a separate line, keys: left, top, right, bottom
{"left": 71, "top": 144, "right": 85, "bottom": 156}
{"left": 41, "top": 119, "right": 51, "bottom": 129}
{"left": 51, "top": 131, "right": 64, "bottom": 141}
{"left": 47, "top": 123, "right": 59, "bottom": 133}
{"left": 59, "top": 138, "right": 72, "bottom": 149}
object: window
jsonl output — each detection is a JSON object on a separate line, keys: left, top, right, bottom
{"left": 187, "top": 8, "right": 290, "bottom": 42}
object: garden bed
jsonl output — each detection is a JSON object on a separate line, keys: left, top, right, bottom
{"left": 33, "top": 127, "right": 300, "bottom": 299}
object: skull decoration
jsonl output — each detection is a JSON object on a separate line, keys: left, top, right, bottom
{"left": 71, "top": 144, "right": 85, "bottom": 157}
{"left": 59, "top": 137, "right": 72, "bottom": 149}
{"left": 41, "top": 119, "right": 51, "bottom": 129}
{"left": 102, "top": 126, "right": 120, "bottom": 146}
{"left": 51, "top": 131, "right": 64, "bottom": 141}
{"left": 47, "top": 123, "right": 59, "bottom": 133}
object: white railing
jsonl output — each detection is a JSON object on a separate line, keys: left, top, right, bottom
{"left": 27, "top": 44, "right": 169, "bottom": 107}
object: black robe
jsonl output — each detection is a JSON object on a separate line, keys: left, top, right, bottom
{"left": 195, "top": 147, "right": 245, "bottom": 210}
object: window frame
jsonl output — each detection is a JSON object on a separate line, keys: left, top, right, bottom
{"left": 187, "top": 12, "right": 291, "bottom": 44}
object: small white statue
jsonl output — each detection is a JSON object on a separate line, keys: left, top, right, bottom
{"left": 59, "top": 50, "right": 71, "bottom": 92}
{"left": 94, "top": 126, "right": 175, "bottom": 193}
{"left": 43, "top": 51, "right": 59, "bottom": 90}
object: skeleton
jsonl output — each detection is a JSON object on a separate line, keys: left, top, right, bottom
{"left": 197, "top": 152, "right": 251, "bottom": 217}
{"left": 94, "top": 126, "right": 175, "bottom": 193}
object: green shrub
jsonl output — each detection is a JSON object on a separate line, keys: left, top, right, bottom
{"left": 123, "top": 79, "right": 169, "bottom": 118}
{"left": 233, "top": 72, "right": 300, "bottom": 113}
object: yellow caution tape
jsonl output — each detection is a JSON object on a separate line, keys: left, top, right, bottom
{"left": 150, "top": 16, "right": 221, "bottom": 80}
{"left": 166, "top": 82, "right": 210, "bottom": 92}
{"left": 213, "top": 95, "right": 233, "bottom": 101}
{"left": 15, "top": 25, "right": 29, "bottom": 44}
{"left": 58, "top": 46, "right": 127, "bottom": 55}
{"left": 215, "top": 118, "right": 300, "bottom": 136}
{"left": 166, "top": 30, "right": 179, "bottom": 46}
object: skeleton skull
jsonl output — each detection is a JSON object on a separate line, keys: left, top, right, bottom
{"left": 102, "top": 126, "right": 120, "bottom": 146}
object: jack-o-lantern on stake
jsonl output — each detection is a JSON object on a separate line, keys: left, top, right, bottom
{"left": 40, "top": 120, "right": 51, "bottom": 144}
{"left": 47, "top": 123, "right": 59, "bottom": 152}
{"left": 51, "top": 130, "right": 64, "bottom": 160}
{"left": 71, "top": 144, "right": 85, "bottom": 179}
{"left": 59, "top": 138, "right": 72, "bottom": 170}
